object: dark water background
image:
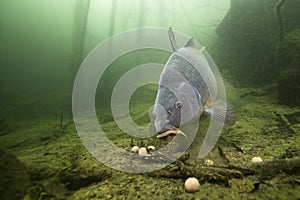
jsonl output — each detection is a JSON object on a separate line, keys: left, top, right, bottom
{"left": 0, "top": 0, "right": 230, "bottom": 120}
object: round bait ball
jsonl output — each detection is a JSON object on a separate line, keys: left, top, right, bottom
{"left": 147, "top": 145, "right": 156, "bottom": 151}
{"left": 131, "top": 146, "right": 139, "bottom": 153}
{"left": 138, "top": 147, "right": 148, "bottom": 157}
{"left": 251, "top": 156, "right": 263, "bottom": 164}
{"left": 184, "top": 177, "right": 200, "bottom": 193}
{"left": 204, "top": 159, "right": 214, "bottom": 166}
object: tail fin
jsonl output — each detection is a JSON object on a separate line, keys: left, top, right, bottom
{"left": 204, "top": 102, "right": 236, "bottom": 126}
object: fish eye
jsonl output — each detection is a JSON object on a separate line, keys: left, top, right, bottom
{"left": 175, "top": 102, "right": 182, "bottom": 110}
{"left": 167, "top": 109, "right": 172, "bottom": 115}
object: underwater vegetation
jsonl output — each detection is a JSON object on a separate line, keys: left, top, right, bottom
{"left": 215, "top": 0, "right": 299, "bottom": 86}
{"left": 0, "top": 0, "right": 299, "bottom": 199}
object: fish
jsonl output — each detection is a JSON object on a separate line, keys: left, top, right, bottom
{"left": 151, "top": 27, "right": 235, "bottom": 138}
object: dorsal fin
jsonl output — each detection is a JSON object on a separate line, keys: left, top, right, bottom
{"left": 168, "top": 27, "right": 178, "bottom": 52}
{"left": 184, "top": 37, "right": 195, "bottom": 47}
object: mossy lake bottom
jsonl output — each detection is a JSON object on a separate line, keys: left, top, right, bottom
{"left": 0, "top": 85, "right": 300, "bottom": 200}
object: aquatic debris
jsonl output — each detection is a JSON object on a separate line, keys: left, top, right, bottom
{"left": 259, "top": 158, "right": 300, "bottom": 180}
{"left": 231, "top": 142, "right": 244, "bottom": 153}
{"left": 58, "top": 111, "right": 73, "bottom": 133}
{"left": 274, "top": 111, "right": 297, "bottom": 134}
{"left": 184, "top": 177, "right": 200, "bottom": 193}
{"left": 251, "top": 157, "right": 263, "bottom": 164}
{"left": 130, "top": 146, "right": 139, "bottom": 153}
{"left": 280, "top": 147, "right": 300, "bottom": 159}
{"left": 204, "top": 159, "right": 214, "bottom": 166}
{"left": 138, "top": 147, "right": 148, "bottom": 157}
{"left": 218, "top": 146, "right": 230, "bottom": 164}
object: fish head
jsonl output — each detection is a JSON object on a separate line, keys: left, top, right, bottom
{"left": 151, "top": 86, "right": 181, "bottom": 134}
{"left": 151, "top": 81, "right": 202, "bottom": 138}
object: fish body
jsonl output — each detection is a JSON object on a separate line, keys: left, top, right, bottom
{"left": 151, "top": 28, "right": 235, "bottom": 138}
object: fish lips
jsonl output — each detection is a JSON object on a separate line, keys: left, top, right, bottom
{"left": 157, "top": 125, "right": 178, "bottom": 138}
{"left": 158, "top": 125, "right": 175, "bottom": 134}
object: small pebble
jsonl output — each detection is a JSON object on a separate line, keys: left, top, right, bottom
{"left": 204, "top": 159, "right": 214, "bottom": 166}
{"left": 184, "top": 177, "right": 200, "bottom": 193}
{"left": 251, "top": 156, "right": 263, "bottom": 164}
{"left": 131, "top": 146, "right": 139, "bottom": 153}
{"left": 138, "top": 147, "right": 148, "bottom": 157}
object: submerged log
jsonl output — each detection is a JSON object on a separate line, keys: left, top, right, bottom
{"left": 147, "top": 155, "right": 300, "bottom": 186}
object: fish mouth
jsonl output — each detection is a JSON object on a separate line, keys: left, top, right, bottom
{"left": 157, "top": 126, "right": 187, "bottom": 138}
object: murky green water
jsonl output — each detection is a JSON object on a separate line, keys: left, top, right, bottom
{"left": 0, "top": 0, "right": 299, "bottom": 199}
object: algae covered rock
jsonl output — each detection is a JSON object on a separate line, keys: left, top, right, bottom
{"left": 0, "top": 148, "right": 32, "bottom": 200}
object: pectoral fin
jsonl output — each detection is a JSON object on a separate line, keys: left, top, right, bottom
{"left": 204, "top": 102, "right": 236, "bottom": 126}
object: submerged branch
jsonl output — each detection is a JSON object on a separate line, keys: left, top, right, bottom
{"left": 148, "top": 157, "right": 300, "bottom": 188}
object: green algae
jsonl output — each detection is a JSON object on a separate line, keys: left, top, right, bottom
{"left": 1, "top": 85, "right": 300, "bottom": 200}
